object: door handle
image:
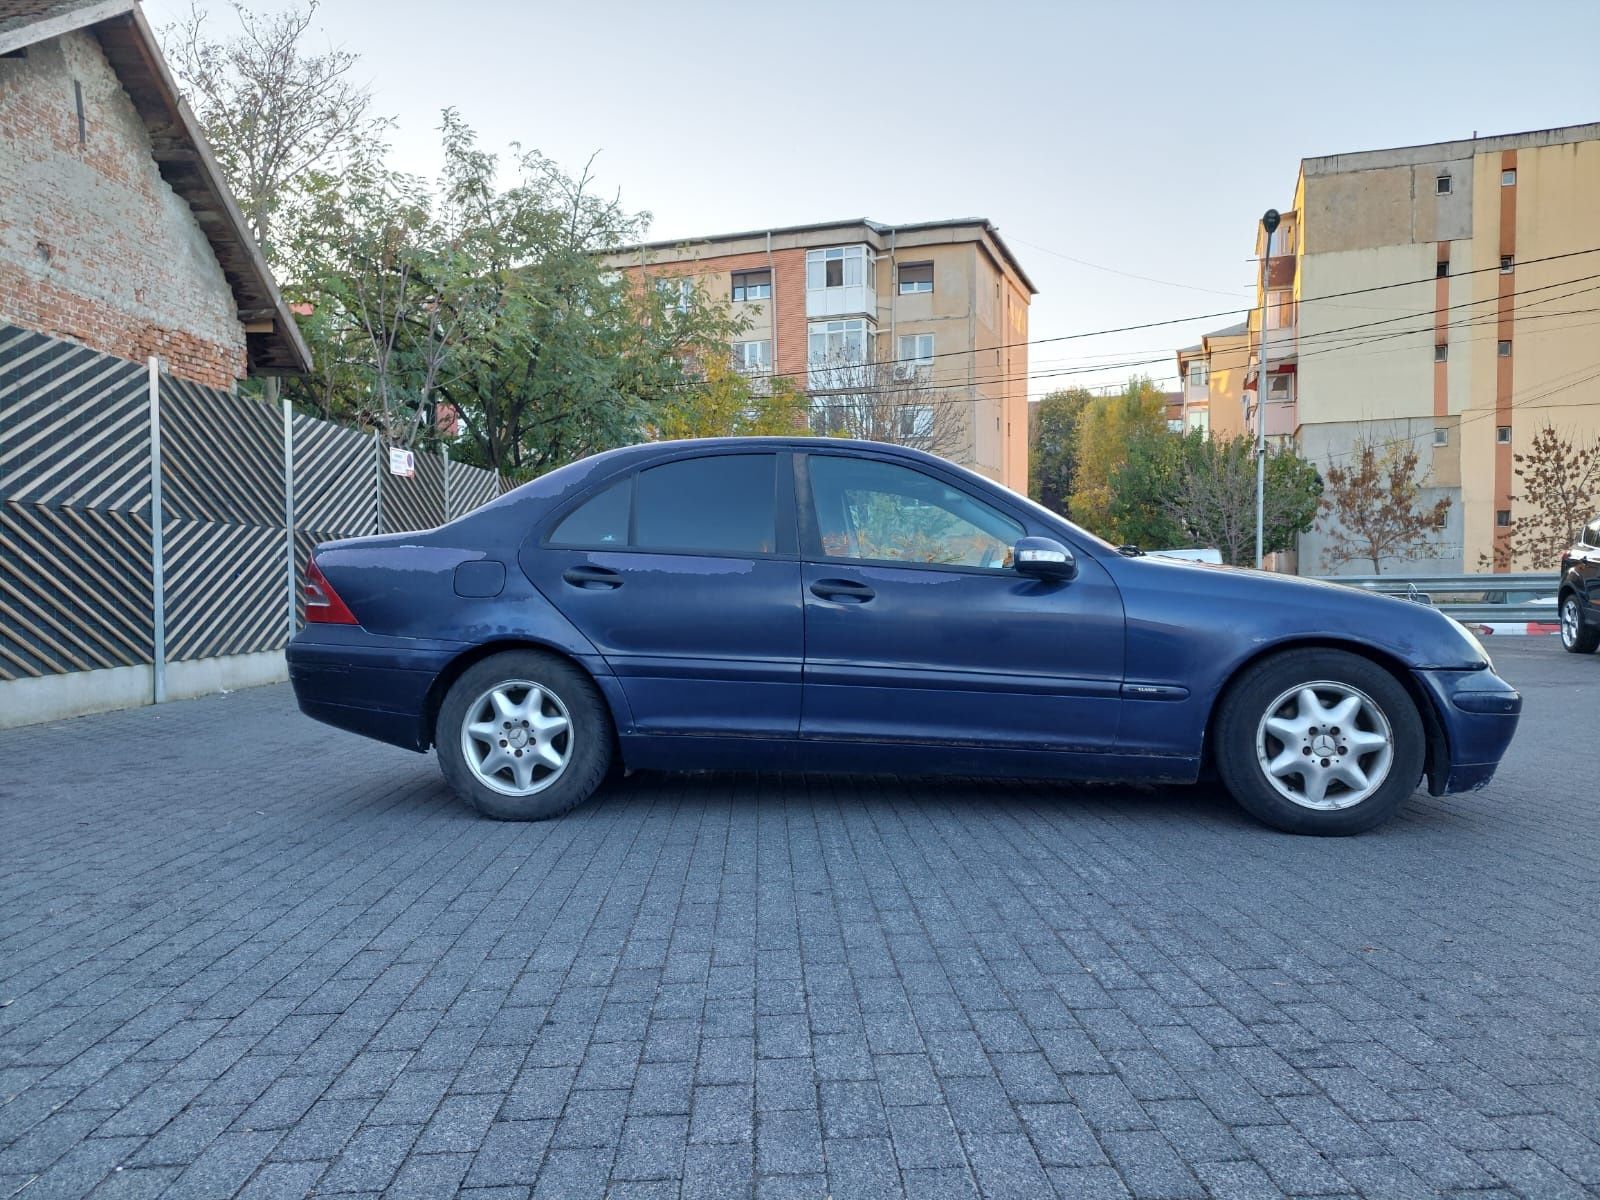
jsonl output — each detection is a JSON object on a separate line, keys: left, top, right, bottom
{"left": 810, "top": 578, "right": 875, "bottom": 603}
{"left": 562, "top": 564, "right": 623, "bottom": 590}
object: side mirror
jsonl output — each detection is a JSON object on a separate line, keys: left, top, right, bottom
{"left": 1014, "top": 536, "right": 1076, "bottom": 582}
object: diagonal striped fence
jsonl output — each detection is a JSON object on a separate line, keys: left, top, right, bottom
{"left": 0, "top": 323, "right": 505, "bottom": 726}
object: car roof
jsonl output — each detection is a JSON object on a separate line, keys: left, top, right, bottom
{"left": 598, "top": 436, "right": 953, "bottom": 468}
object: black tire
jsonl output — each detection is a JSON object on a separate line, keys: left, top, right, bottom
{"left": 1213, "top": 649, "right": 1426, "bottom": 836}
{"left": 1559, "top": 592, "right": 1599, "bottom": 654}
{"left": 436, "top": 650, "right": 614, "bottom": 820}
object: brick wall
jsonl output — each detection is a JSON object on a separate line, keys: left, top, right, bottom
{"left": 0, "top": 30, "right": 247, "bottom": 389}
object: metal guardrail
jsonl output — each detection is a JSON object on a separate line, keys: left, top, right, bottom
{"left": 1311, "top": 572, "right": 1562, "bottom": 625}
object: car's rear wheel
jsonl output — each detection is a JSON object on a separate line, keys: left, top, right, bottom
{"left": 1560, "top": 593, "right": 1599, "bottom": 653}
{"left": 1214, "top": 649, "right": 1425, "bottom": 835}
{"left": 436, "top": 650, "right": 613, "bottom": 820}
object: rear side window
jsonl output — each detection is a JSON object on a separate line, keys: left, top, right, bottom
{"left": 549, "top": 479, "right": 630, "bottom": 546}
{"left": 636, "top": 455, "right": 777, "bottom": 554}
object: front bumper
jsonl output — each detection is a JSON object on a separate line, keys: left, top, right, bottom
{"left": 287, "top": 627, "right": 463, "bottom": 752}
{"left": 1412, "top": 666, "right": 1522, "bottom": 794}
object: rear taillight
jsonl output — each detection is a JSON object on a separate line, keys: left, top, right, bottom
{"left": 304, "top": 556, "right": 359, "bottom": 625}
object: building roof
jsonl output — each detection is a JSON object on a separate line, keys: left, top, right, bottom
{"left": 608, "top": 217, "right": 1038, "bottom": 295}
{"left": 1304, "top": 122, "right": 1600, "bottom": 176}
{"left": 1204, "top": 321, "right": 1249, "bottom": 339}
{"left": 0, "top": 0, "right": 311, "bottom": 374}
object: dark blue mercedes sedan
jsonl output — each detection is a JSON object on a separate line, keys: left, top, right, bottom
{"left": 288, "top": 438, "right": 1521, "bottom": 835}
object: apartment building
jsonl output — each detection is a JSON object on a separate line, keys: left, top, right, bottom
{"left": 601, "top": 218, "right": 1036, "bottom": 491}
{"left": 1175, "top": 321, "right": 1250, "bottom": 440}
{"left": 1247, "top": 123, "right": 1600, "bottom": 573}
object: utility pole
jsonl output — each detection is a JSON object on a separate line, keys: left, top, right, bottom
{"left": 1255, "top": 208, "right": 1280, "bottom": 569}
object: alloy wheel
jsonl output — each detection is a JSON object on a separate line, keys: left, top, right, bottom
{"left": 1562, "top": 597, "right": 1581, "bottom": 647}
{"left": 1255, "top": 681, "right": 1394, "bottom": 811}
{"left": 460, "top": 680, "right": 573, "bottom": 796}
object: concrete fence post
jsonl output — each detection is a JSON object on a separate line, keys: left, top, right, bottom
{"left": 148, "top": 356, "right": 165, "bottom": 703}
{"left": 442, "top": 444, "right": 451, "bottom": 521}
{"left": 283, "top": 397, "right": 295, "bottom": 643}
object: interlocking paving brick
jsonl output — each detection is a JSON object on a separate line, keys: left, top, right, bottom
{"left": 1, "top": 640, "right": 1596, "bottom": 1199}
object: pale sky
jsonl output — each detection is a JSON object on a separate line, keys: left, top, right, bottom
{"left": 145, "top": 0, "right": 1600, "bottom": 395}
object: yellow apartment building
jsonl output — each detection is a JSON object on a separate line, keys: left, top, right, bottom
{"left": 601, "top": 218, "right": 1037, "bottom": 492}
{"left": 1252, "top": 123, "right": 1600, "bottom": 574}
{"left": 1175, "top": 321, "right": 1251, "bottom": 441}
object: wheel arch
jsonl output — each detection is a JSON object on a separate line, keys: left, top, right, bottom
{"left": 1202, "top": 637, "right": 1450, "bottom": 794}
{"left": 421, "top": 639, "right": 628, "bottom": 753}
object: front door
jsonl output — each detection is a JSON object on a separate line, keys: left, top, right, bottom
{"left": 523, "top": 451, "right": 802, "bottom": 737}
{"left": 798, "top": 452, "right": 1125, "bottom": 751}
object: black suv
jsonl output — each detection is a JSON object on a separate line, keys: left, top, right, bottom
{"left": 1559, "top": 515, "right": 1600, "bottom": 653}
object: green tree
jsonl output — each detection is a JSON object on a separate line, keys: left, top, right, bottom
{"left": 280, "top": 114, "right": 749, "bottom": 473}
{"left": 1165, "top": 433, "right": 1322, "bottom": 566}
{"left": 652, "top": 351, "right": 809, "bottom": 440}
{"left": 1070, "top": 376, "right": 1172, "bottom": 539}
{"left": 1029, "top": 387, "right": 1091, "bottom": 516}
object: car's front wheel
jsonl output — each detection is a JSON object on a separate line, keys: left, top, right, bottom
{"left": 436, "top": 650, "right": 614, "bottom": 820}
{"left": 1214, "top": 649, "right": 1425, "bottom": 835}
{"left": 1560, "top": 593, "right": 1599, "bottom": 653}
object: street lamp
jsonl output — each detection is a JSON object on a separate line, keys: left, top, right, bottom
{"left": 1256, "top": 208, "right": 1280, "bottom": 570}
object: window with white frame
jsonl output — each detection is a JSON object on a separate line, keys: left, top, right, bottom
{"left": 1267, "top": 374, "right": 1292, "bottom": 399}
{"left": 897, "top": 405, "right": 935, "bottom": 441}
{"left": 655, "top": 277, "right": 692, "bottom": 312}
{"left": 808, "top": 319, "right": 870, "bottom": 367}
{"left": 734, "top": 340, "right": 771, "bottom": 373}
{"left": 1433, "top": 427, "right": 1449, "bottom": 447}
{"left": 896, "top": 333, "right": 934, "bottom": 378}
{"left": 1436, "top": 174, "right": 1452, "bottom": 195}
{"left": 898, "top": 262, "right": 934, "bottom": 294}
{"left": 806, "top": 245, "right": 874, "bottom": 292}
{"left": 1187, "top": 362, "right": 1208, "bottom": 388}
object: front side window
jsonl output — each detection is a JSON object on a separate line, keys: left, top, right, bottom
{"left": 635, "top": 454, "right": 777, "bottom": 554}
{"left": 898, "top": 261, "right": 933, "bottom": 294}
{"left": 807, "top": 455, "right": 1023, "bottom": 570}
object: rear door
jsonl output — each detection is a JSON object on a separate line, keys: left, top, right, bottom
{"left": 521, "top": 450, "right": 803, "bottom": 737}
{"left": 798, "top": 451, "right": 1125, "bottom": 751}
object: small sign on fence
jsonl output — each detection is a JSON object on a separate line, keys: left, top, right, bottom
{"left": 388, "top": 447, "right": 415, "bottom": 477}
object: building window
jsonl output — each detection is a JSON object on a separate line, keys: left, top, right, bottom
{"left": 1501, "top": 168, "right": 1517, "bottom": 186}
{"left": 1435, "top": 260, "right": 1449, "bottom": 279}
{"left": 896, "top": 333, "right": 934, "bottom": 377}
{"left": 734, "top": 340, "right": 771, "bottom": 373}
{"left": 1267, "top": 290, "right": 1294, "bottom": 329}
{"left": 731, "top": 270, "right": 771, "bottom": 302}
{"left": 1187, "top": 362, "right": 1208, "bottom": 388}
{"left": 897, "top": 405, "right": 935, "bottom": 441}
{"left": 1495, "top": 509, "right": 1512, "bottom": 527}
{"left": 807, "top": 246, "right": 873, "bottom": 291}
{"left": 1433, "top": 427, "right": 1449, "bottom": 447}
{"left": 655, "top": 277, "right": 692, "bottom": 312}
{"left": 1267, "top": 374, "right": 1292, "bottom": 400}
{"left": 1496, "top": 426, "right": 1512, "bottom": 444}
{"left": 808, "top": 319, "right": 870, "bottom": 367}
{"left": 897, "top": 262, "right": 934, "bottom": 294}
{"left": 1500, "top": 255, "right": 1514, "bottom": 274}
{"left": 1434, "top": 344, "right": 1448, "bottom": 363}
{"left": 1498, "top": 340, "right": 1512, "bottom": 357}
{"left": 1435, "top": 174, "right": 1452, "bottom": 195}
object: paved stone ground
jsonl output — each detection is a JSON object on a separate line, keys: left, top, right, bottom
{"left": 1, "top": 639, "right": 1597, "bottom": 1199}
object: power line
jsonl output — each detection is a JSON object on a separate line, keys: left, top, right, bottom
{"left": 693, "top": 244, "right": 1600, "bottom": 384}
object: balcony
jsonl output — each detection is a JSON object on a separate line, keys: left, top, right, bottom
{"left": 806, "top": 245, "right": 877, "bottom": 319}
